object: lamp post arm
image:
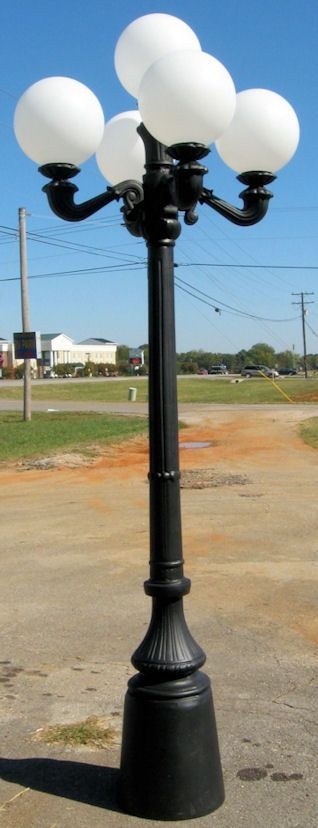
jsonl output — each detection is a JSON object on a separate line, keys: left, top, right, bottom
{"left": 39, "top": 163, "right": 144, "bottom": 223}
{"left": 199, "top": 171, "right": 275, "bottom": 227}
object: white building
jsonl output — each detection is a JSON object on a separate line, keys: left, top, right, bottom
{"left": 69, "top": 337, "right": 117, "bottom": 367}
{"left": 41, "top": 334, "right": 117, "bottom": 371}
{"left": 8, "top": 332, "right": 117, "bottom": 374}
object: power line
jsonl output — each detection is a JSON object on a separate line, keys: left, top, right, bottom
{"left": 1, "top": 249, "right": 301, "bottom": 325}
{"left": 1, "top": 224, "right": 318, "bottom": 271}
{"left": 0, "top": 86, "right": 17, "bottom": 99}
{"left": 175, "top": 275, "right": 300, "bottom": 322}
{"left": 306, "top": 319, "right": 318, "bottom": 338}
{"left": 177, "top": 262, "right": 318, "bottom": 271}
{"left": 0, "top": 217, "right": 315, "bottom": 344}
{"left": 0, "top": 224, "right": 146, "bottom": 264}
{"left": 0, "top": 261, "right": 146, "bottom": 283}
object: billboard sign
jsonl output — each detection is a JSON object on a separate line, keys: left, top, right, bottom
{"left": 14, "top": 331, "right": 41, "bottom": 360}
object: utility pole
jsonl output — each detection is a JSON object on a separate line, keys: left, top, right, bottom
{"left": 19, "top": 207, "right": 31, "bottom": 420}
{"left": 292, "top": 291, "right": 314, "bottom": 378}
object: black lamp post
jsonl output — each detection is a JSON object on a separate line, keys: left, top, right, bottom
{"left": 14, "top": 13, "right": 299, "bottom": 821}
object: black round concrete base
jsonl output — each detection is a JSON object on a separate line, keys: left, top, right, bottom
{"left": 119, "top": 670, "right": 224, "bottom": 821}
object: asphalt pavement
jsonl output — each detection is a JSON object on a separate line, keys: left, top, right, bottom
{"left": 0, "top": 401, "right": 317, "bottom": 827}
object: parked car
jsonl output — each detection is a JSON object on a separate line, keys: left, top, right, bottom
{"left": 278, "top": 368, "right": 297, "bottom": 376}
{"left": 208, "top": 365, "right": 228, "bottom": 374}
{"left": 241, "top": 364, "right": 279, "bottom": 378}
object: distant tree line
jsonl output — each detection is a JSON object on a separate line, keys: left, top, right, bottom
{"left": 7, "top": 342, "right": 315, "bottom": 379}
{"left": 117, "top": 342, "right": 317, "bottom": 374}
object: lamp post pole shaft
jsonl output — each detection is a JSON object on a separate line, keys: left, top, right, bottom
{"left": 148, "top": 241, "right": 183, "bottom": 581}
{"left": 129, "top": 129, "right": 206, "bottom": 678}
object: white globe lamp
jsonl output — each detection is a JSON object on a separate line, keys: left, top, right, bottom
{"left": 96, "top": 111, "right": 145, "bottom": 185}
{"left": 14, "top": 76, "right": 105, "bottom": 166}
{"left": 138, "top": 50, "right": 236, "bottom": 147}
{"left": 215, "top": 88, "right": 300, "bottom": 173}
{"left": 115, "top": 13, "right": 201, "bottom": 97}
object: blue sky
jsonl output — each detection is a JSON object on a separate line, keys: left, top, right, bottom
{"left": 0, "top": 0, "right": 317, "bottom": 355}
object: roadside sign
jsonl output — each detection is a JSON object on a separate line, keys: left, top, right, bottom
{"left": 14, "top": 331, "right": 41, "bottom": 359}
{"left": 129, "top": 348, "right": 144, "bottom": 366}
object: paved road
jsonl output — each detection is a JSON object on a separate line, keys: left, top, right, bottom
{"left": 1, "top": 401, "right": 317, "bottom": 827}
{"left": 1, "top": 396, "right": 318, "bottom": 418}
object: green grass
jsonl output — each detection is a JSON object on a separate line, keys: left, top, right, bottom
{"left": 0, "top": 398, "right": 317, "bottom": 464}
{"left": 1, "top": 378, "right": 318, "bottom": 463}
{"left": 0, "top": 376, "right": 318, "bottom": 404}
{"left": 177, "top": 377, "right": 318, "bottom": 404}
{"left": 0, "top": 379, "right": 148, "bottom": 402}
{"left": 299, "top": 417, "right": 318, "bottom": 449}
{"left": 0, "top": 411, "right": 147, "bottom": 462}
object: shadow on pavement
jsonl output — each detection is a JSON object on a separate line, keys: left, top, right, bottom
{"left": 0, "top": 757, "right": 121, "bottom": 812}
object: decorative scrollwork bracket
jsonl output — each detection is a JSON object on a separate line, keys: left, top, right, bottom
{"left": 39, "top": 163, "right": 144, "bottom": 225}
{"left": 199, "top": 171, "right": 275, "bottom": 227}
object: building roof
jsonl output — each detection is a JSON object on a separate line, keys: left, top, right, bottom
{"left": 41, "top": 333, "right": 74, "bottom": 345}
{"left": 78, "top": 338, "right": 116, "bottom": 345}
{"left": 40, "top": 334, "right": 116, "bottom": 347}
{"left": 41, "top": 334, "right": 63, "bottom": 338}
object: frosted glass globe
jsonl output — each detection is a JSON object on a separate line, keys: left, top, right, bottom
{"left": 138, "top": 50, "right": 236, "bottom": 147}
{"left": 215, "top": 88, "right": 300, "bottom": 173}
{"left": 96, "top": 111, "right": 145, "bottom": 184}
{"left": 14, "top": 77, "right": 105, "bottom": 166}
{"left": 115, "top": 13, "right": 201, "bottom": 97}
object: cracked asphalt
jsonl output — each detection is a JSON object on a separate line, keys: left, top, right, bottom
{"left": 0, "top": 404, "right": 317, "bottom": 827}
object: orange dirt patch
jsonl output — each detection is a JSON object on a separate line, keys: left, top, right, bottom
{"left": 1, "top": 408, "right": 317, "bottom": 650}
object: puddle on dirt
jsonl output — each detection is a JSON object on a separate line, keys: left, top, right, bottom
{"left": 179, "top": 441, "right": 212, "bottom": 449}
